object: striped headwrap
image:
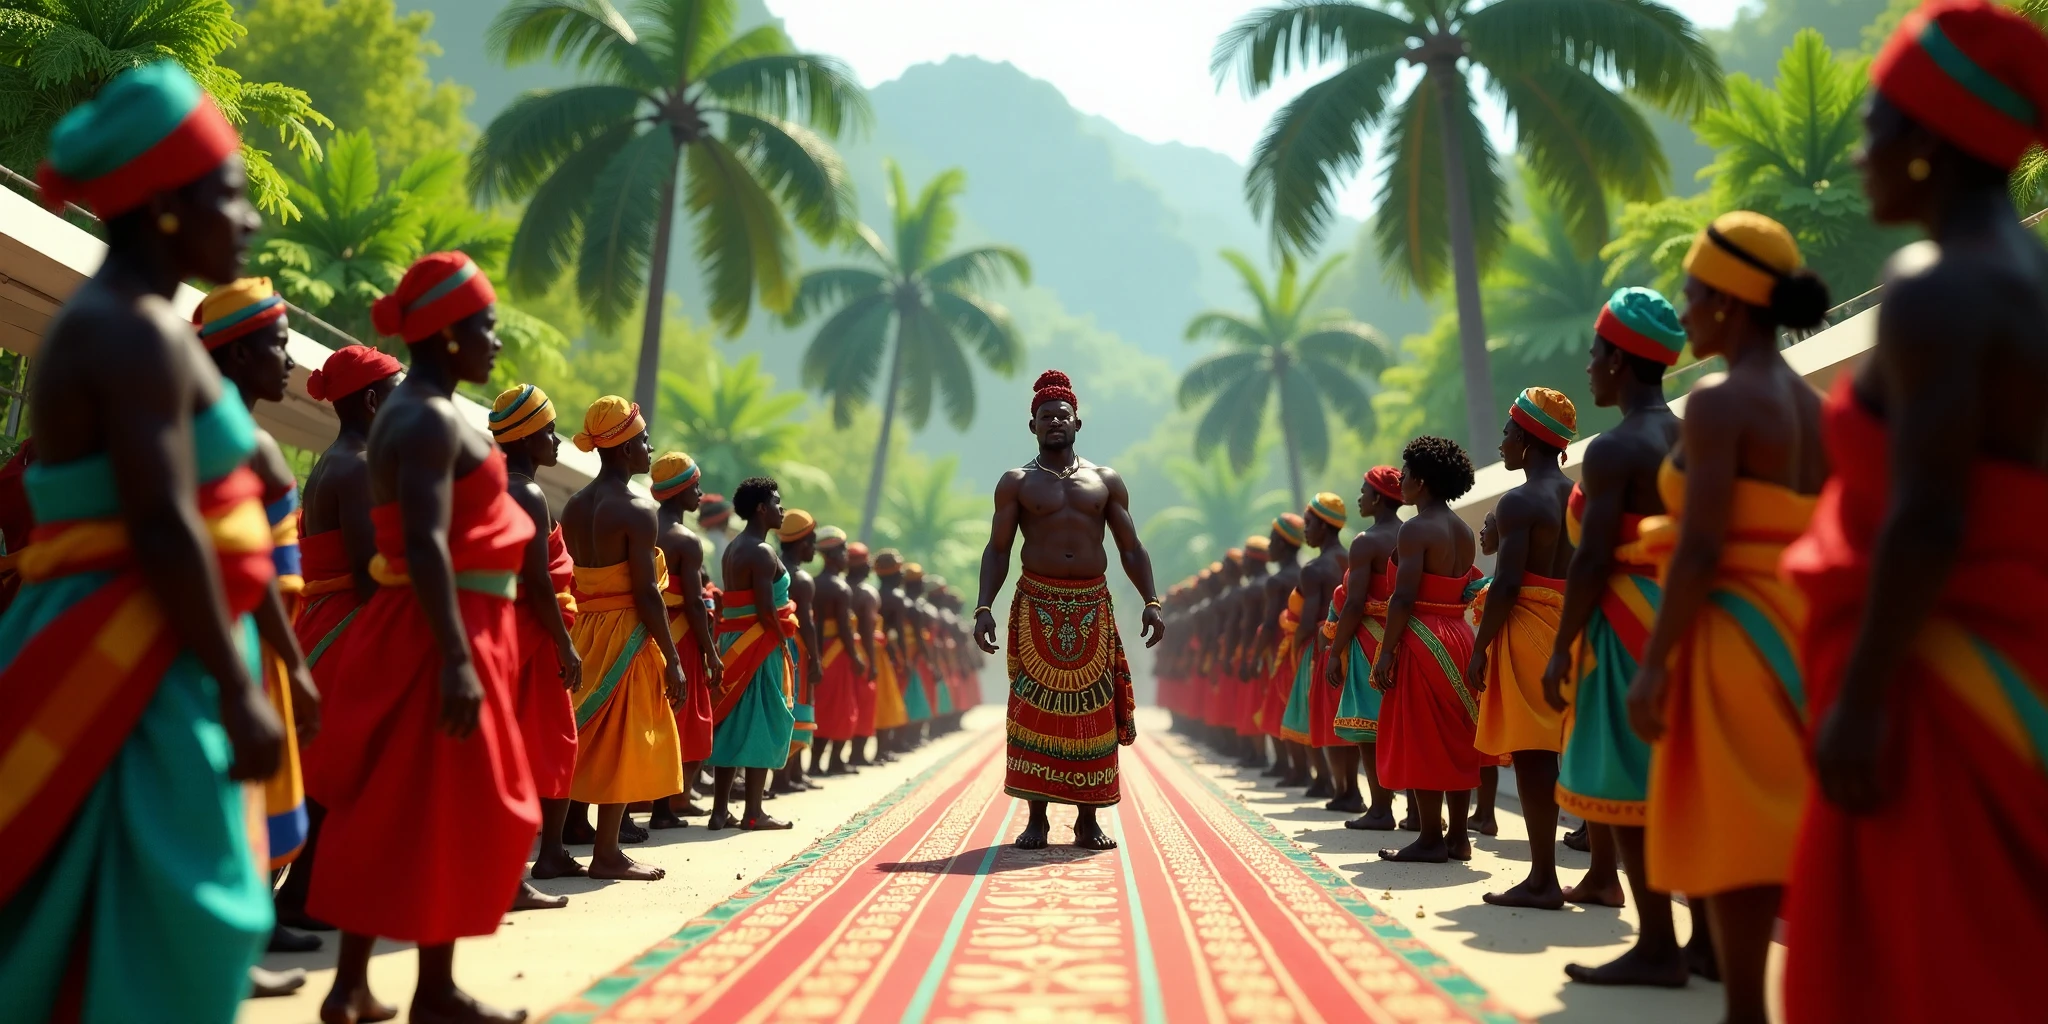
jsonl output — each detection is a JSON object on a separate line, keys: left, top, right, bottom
{"left": 1245, "top": 536, "right": 1271, "bottom": 562}
{"left": 489, "top": 384, "right": 556, "bottom": 444}
{"left": 1873, "top": 0, "right": 2048, "bottom": 171}
{"left": 38, "top": 61, "right": 241, "bottom": 218}
{"left": 903, "top": 562, "right": 925, "bottom": 583}
{"left": 816, "top": 526, "right": 847, "bottom": 549}
{"left": 1683, "top": 212, "right": 1801, "bottom": 308}
{"left": 848, "top": 541, "right": 869, "bottom": 565}
{"left": 650, "top": 451, "right": 701, "bottom": 501}
{"left": 875, "top": 549, "right": 903, "bottom": 576}
{"left": 1273, "top": 513, "right": 1306, "bottom": 547}
{"left": 1309, "top": 492, "right": 1347, "bottom": 529}
{"left": 1510, "top": 387, "right": 1579, "bottom": 450}
{"left": 371, "top": 252, "right": 496, "bottom": 344}
{"left": 194, "top": 278, "right": 287, "bottom": 351}
{"left": 1595, "top": 287, "right": 1687, "bottom": 366}
{"left": 573, "top": 395, "right": 644, "bottom": 452}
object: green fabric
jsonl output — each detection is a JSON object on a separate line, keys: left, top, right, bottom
{"left": 1280, "top": 646, "right": 1315, "bottom": 738}
{"left": 1605, "top": 286, "right": 1686, "bottom": 354}
{"left": 29, "top": 385, "right": 256, "bottom": 524}
{"left": 46, "top": 61, "right": 204, "bottom": 181}
{"left": 1709, "top": 589, "right": 1805, "bottom": 718}
{"left": 1333, "top": 627, "right": 1384, "bottom": 744}
{"left": 577, "top": 623, "right": 648, "bottom": 730}
{"left": 935, "top": 669, "right": 956, "bottom": 715}
{"left": 1919, "top": 20, "right": 2037, "bottom": 124}
{"left": 902, "top": 665, "right": 933, "bottom": 722}
{"left": 1557, "top": 578, "right": 1659, "bottom": 810}
{"left": 707, "top": 631, "right": 795, "bottom": 768}
{"left": 1971, "top": 634, "right": 2048, "bottom": 771}
{"left": 0, "top": 573, "right": 269, "bottom": 1022}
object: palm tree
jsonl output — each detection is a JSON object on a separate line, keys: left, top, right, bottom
{"left": 1214, "top": 0, "right": 1722, "bottom": 447}
{"left": 0, "top": 0, "right": 330, "bottom": 219}
{"left": 1142, "top": 450, "right": 1293, "bottom": 583}
{"left": 660, "top": 352, "right": 828, "bottom": 496}
{"left": 1177, "top": 250, "right": 1389, "bottom": 508}
{"left": 472, "top": 0, "right": 869, "bottom": 419}
{"left": 785, "top": 161, "right": 1030, "bottom": 541}
{"left": 2015, "top": 0, "right": 2047, "bottom": 209}
{"left": 872, "top": 454, "right": 987, "bottom": 580}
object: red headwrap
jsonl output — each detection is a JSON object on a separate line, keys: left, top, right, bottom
{"left": 370, "top": 252, "right": 497, "bottom": 343}
{"left": 1872, "top": 0, "right": 2048, "bottom": 171}
{"left": 306, "top": 344, "right": 403, "bottom": 402}
{"left": 1031, "top": 369, "right": 1078, "bottom": 414}
{"left": 1364, "top": 465, "right": 1403, "bottom": 504}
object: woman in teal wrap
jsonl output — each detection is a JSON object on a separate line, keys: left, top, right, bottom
{"left": 0, "top": 61, "right": 282, "bottom": 1022}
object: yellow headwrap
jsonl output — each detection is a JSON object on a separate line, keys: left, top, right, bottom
{"left": 1683, "top": 211, "right": 1802, "bottom": 308}
{"left": 1509, "top": 386, "right": 1578, "bottom": 450}
{"left": 650, "top": 451, "right": 700, "bottom": 501}
{"left": 903, "top": 562, "right": 925, "bottom": 582}
{"left": 489, "top": 384, "right": 556, "bottom": 444}
{"left": 194, "top": 276, "right": 287, "bottom": 350}
{"left": 1310, "top": 491, "right": 1347, "bottom": 528}
{"left": 573, "top": 395, "right": 645, "bottom": 452}
{"left": 875, "top": 549, "right": 903, "bottom": 575}
{"left": 778, "top": 508, "right": 816, "bottom": 544}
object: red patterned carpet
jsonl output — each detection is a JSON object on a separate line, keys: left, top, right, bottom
{"left": 543, "top": 730, "right": 1521, "bottom": 1023}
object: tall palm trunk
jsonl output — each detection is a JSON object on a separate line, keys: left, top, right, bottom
{"left": 858, "top": 317, "right": 908, "bottom": 542}
{"left": 1429, "top": 59, "right": 1496, "bottom": 450}
{"left": 1276, "top": 373, "right": 1305, "bottom": 512}
{"left": 632, "top": 144, "right": 683, "bottom": 421}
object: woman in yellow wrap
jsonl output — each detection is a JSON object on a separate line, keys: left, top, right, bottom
{"left": 1626, "top": 212, "right": 1830, "bottom": 1024}
{"left": 563, "top": 396, "right": 687, "bottom": 881}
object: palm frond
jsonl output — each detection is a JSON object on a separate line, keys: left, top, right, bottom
{"left": 1217, "top": 249, "right": 1278, "bottom": 317}
{"left": 921, "top": 300, "right": 980, "bottom": 430}
{"left": 1245, "top": 50, "right": 1404, "bottom": 254}
{"left": 489, "top": 0, "right": 663, "bottom": 88}
{"left": 1295, "top": 324, "right": 1389, "bottom": 373}
{"left": 700, "top": 50, "right": 871, "bottom": 139}
{"left": 502, "top": 121, "right": 637, "bottom": 295}
{"left": 1371, "top": 70, "right": 1509, "bottom": 294}
{"left": 893, "top": 306, "right": 940, "bottom": 430}
{"left": 1211, "top": 1, "right": 1417, "bottom": 94}
{"left": 683, "top": 133, "right": 797, "bottom": 329}
{"left": 896, "top": 165, "right": 967, "bottom": 272}
{"left": 1489, "top": 60, "right": 1662, "bottom": 252}
{"left": 783, "top": 265, "right": 889, "bottom": 325}
{"left": 798, "top": 289, "right": 891, "bottom": 424}
{"left": 931, "top": 290, "right": 1021, "bottom": 376}
{"left": 922, "top": 245, "right": 1031, "bottom": 292}
{"left": 1179, "top": 350, "right": 1266, "bottom": 408}
{"left": 651, "top": 0, "right": 734, "bottom": 83}
{"left": 1304, "top": 351, "right": 1379, "bottom": 440}
{"left": 1278, "top": 362, "right": 1332, "bottom": 473}
{"left": 575, "top": 128, "right": 676, "bottom": 327}
{"left": 468, "top": 84, "right": 646, "bottom": 204}
{"left": 717, "top": 108, "right": 852, "bottom": 241}
{"left": 1462, "top": 0, "right": 1723, "bottom": 118}
{"left": 1184, "top": 310, "right": 1270, "bottom": 349}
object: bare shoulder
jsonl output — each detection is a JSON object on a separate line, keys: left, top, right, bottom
{"left": 250, "top": 429, "right": 295, "bottom": 496}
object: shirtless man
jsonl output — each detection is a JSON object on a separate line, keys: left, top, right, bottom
{"left": 876, "top": 554, "right": 919, "bottom": 753}
{"left": 846, "top": 545, "right": 882, "bottom": 766}
{"left": 1228, "top": 539, "right": 1273, "bottom": 766}
{"left": 560, "top": 399, "right": 687, "bottom": 881}
{"left": 1253, "top": 517, "right": 1307, "bottom": 778}
{"left": 810, "top": 534, "right": 868, "bottom": 774}
{"left": 649, "top": 452, "right": 720, "bottom": 827}
{"left": 1470, "top": 389, "right": 1579, "bottom": 910}
{"left": 1326, "top": 469, "right": 1406, "bottom": 830}
{"left": 1294, "top": 496, "right": 1353, "bottom": 809}
{"left": 973, "top": 370, "right": 1163, "bottom": 850}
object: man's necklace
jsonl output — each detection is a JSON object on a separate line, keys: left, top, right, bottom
{"left": 1026, "top": 456, "right": 1083, "bottom": 479}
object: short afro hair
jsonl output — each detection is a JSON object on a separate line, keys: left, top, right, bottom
{"left": 733, "top": 476, "right": 780, "bottom": 521}
{"left": 1402, "top": 435, "right": 1476, "bottom": 502}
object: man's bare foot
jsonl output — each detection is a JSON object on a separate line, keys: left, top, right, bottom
{"left": 320, "top": 984, "right": 398, "bottom": 1024}
{"left": 530, "top": 848, "right": 586, "bottom": 879}
{"left": 1483, "top": 877, "right": 1566, "bottom": 910}
{"left": 1469, "top": 813, "right": 1499, "bottom": 837}
{"left": 1562, "top": 875, "right": 1627, "bottom": 908}
{"left": 510, "top": 880, "right": 568, "bottom": 911}
{"left": 1345, "top": 808, "right": 1397, "bottom": 831}
{"left": 1565, "top": 944, "right": 1691, "bottom": 988}
{"left": 1015, "top": 819, "right": 1050, "bottom": 849}
{"left": 1325, "top": 791, "right": 1366, "bottom": 814}
{"left": 251, "top": 966, "right": 306, "bottom": 998}
{"left": 1447, "top": 834, "right": 1474, "bottom": 861}
{"left": 1562, "top": 824, "right": 1591, "bottom": 852}
{"left": 411, "top": 985, "right": 526, "bottom": 1024}
{"left": 1073, "top": 821, "right": 1118, "bottom": 850}
{"left": 1379, "top": 837, "right": 1449, "bottom": 863}
{"left": 740, "top": 813, "right": 793, "bottom": 830}
{"left": 588, "top": 849, "right": 666, "bottom": 881}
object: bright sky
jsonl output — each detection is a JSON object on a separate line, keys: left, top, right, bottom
{"left": 767, "top": 0, "right": 1749, "bottom": 219}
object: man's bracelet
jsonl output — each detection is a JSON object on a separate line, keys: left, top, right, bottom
{"left": 1144, "top": 598, "right": 1162, "bottom": 609}
{"left": 974, "top": 605, "right": 993, "bottom": 617}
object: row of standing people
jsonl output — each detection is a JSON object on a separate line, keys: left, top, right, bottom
{"left": 1157, "top": 4, "right": 2048, "bottom": 1022}
{"left": 0, "top": 58, "right": 987, "bottom": 1023}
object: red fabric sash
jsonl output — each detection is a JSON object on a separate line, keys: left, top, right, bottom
{"left": 713, "top": 588, "right": 797, "bottom": 724}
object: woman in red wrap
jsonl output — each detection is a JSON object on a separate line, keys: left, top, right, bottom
{"left": 1782, "top": 5, "right": 2048, "bottom": 1021}
{"left": 307, "top": 252, "right": 539, "bottom": 1024}
{"left": 491, "top": 383, "right": 586, "bottom": 899}
{"left": 1372, "top": 436, "right": 1482, "bottom": 864}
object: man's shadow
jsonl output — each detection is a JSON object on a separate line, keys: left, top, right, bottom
{"left": 877, "top": 844, "right": 1109, "bottom": 875}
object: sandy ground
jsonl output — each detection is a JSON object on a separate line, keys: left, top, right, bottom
{"left": 242, "top": 707, "right": 1777, "bottom": 1023}
{"left": 1151, "top": 716, "right": 1782, "bottom": 1024}
{"left": 238, "top": 716, "right": 996, "bottom": 1024}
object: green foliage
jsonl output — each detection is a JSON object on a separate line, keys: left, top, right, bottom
{"left": 0, "top": 0, "right": 331, "bottom": 219}
{"left": 473, "top": 0, "right": 871, "bottom": 413}
{"left": 1177, "top": 249, "right": 1388, "bottom": 507}
{"left": 224, "top": 0, "right": 474, "bottom": 172}
{"left": 658, "top": 352, "right": 827, "bottom": 502}
{"left": 785, "top": 160, "right": 1028, "bottom": 538}
{"left": 1140, "top": 449, "right": 1292, "bottom": 585}
{"left": 869, "top": 455, "right": 988, "bottom": 584}
{"left": 1600, "top": 191, "right": 1713, "bottom": 295}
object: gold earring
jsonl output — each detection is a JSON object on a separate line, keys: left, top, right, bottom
{"left": 157, "top": 212, "right": 179, "bottom": 234}
{"left": 1714, "top": 310, "right": 1726, "bottom": 323}
{"left": 446, "top": 339, "right": 460, "bottom": 354}
{"left": 1908, "top": 158, "right": 1931, "bottom": 182}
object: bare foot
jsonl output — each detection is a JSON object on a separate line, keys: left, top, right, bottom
{"left": 1015, "top": 819, "right": 1050, "bottom": 849}
{"left": 411, "top": 985, "right": 526, "bottom": 1024}
{"left": 250, "top": 966, "right": 306, "bottom": 998}
{"left": 320, "top": 983, "right": 398, "bottom": 1024}
{"left": 706, "top": 810, "right": 737, "bottom": 831}
{"left": 1565, "top": 943, "right": 1691, "bottom": 988}
{"left": 1447, "top": 834, "right": 1474, "bottom": 861}
{"left": 530, "top": 849, "right": 586, "bottom": 879}
{"left": 1563, "top": 875, "right": 1627, "bottom": 908}
{"left": 1469, "top": 813, "right": 1499, "bottom": 837}
{"left": 1325, "top": 791, "right": 1366, "bottom": 814}
{"left": 587, "top": 849, "right": 666, "bottom": 881}
{"left": 741, "top": 813, "right": 793, "bottom": 831}
{"left": 1345, "top": 808, "right": 1397, "bottom": 831}
{"left": 1483, "top": 876, "right": 1566, "bottom": 910}
{"left": 1379, "top": 837, "right": 1449, "bottom": 863}
{"left": 510, "top": 880, "right": 568, "bottom": 911}
{"left": 1073, "top": 821, "right": 1119, "bottom": 850}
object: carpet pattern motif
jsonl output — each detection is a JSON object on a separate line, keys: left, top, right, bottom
{"left": 544, "top": 732, "right": 1520, "bottom": 1023}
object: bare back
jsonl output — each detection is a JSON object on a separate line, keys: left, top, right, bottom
{"left": 563, "top": 480, "right": 656, "bottom": 568}
{"left": 1674, "top": 360, "right": 1826, "bottom": 494}
{"left": 32, "top": 282, "right": 222, "bottom": 468}
{"left": 1499, "top": 473, "right": 1576, "bottom": 579}
{"left": 1399, "top": 506, "right": 1477, "bottom": 578}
